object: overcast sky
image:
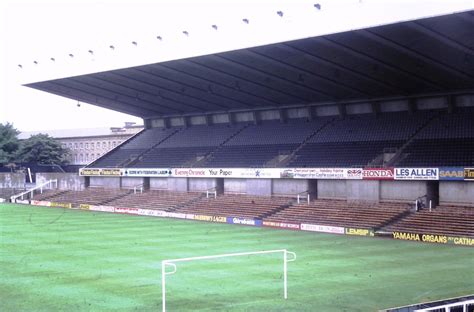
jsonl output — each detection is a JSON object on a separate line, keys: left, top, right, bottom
{"left": 1, "top": 0, "right": 472, "bottom": 132}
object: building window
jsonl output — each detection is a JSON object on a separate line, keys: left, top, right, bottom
{"left": 74, "top": 143, "right": 78, "bottom": 149}
{"left": 96, "top": 142, "right": 100, "bottom": 149}
{"left": 68, "top": 143, "right": 73, "bottom": 148}
{"left": 112, "top": 141, "right": 116, "bottom": 147}
{"left": 79, "top": 154, "right": 83, "bottom": 162}
{"left": 80, "top": 143, "right": 83, "bottom": 149}
{"left": 85, "top": 143, "right": 89, "bottom": 149}
{"left": 103, "top": 142, "right": 106, "bottom": 148}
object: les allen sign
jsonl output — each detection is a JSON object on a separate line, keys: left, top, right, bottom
{"left": 362, "top": 168, "right": 394, "bottom": 180}
{"left": 395, "top": 168, "right": 439, "bottom": 180}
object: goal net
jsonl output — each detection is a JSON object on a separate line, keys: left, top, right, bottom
{"left": 161, "top": 249, "right": 296, "bottom": 312}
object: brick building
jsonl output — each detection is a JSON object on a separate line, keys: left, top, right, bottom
{"left": 18, "top": 122, "right": 142, "bottom": 165}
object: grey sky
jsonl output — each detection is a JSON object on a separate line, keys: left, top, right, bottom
{"left": 1, "top": 0, "right": 472, "bottom": 132}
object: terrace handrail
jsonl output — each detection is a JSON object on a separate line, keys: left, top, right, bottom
{"left": 206, "top": 187, "right": 217, "bottom": 199}
{"left": 133, "top": 184, "right": 144, "bottom": 194}
{"left": 414, "top": 194, "right": 428, "bottom": 212}
{"left": 10, "top": 179, "right": 58, "bottom": 202}
{"left": 297, "top": 190, "right": 310, "bottom": 204}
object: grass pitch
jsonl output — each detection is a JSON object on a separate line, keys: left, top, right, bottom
{"left": 1, "top": 203, "right": 473, "bottom": 312}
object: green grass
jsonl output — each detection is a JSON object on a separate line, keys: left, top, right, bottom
{"left": 1, "top": 203, "right": 473, "bottom": 312}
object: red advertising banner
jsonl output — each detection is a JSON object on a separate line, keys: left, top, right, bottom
{"left": 362, "top": 168, "right": 394, "bottom": 180}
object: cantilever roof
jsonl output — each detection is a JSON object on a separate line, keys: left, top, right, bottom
{"left": 25, "top": 10, "right": 474, "bottom": 118}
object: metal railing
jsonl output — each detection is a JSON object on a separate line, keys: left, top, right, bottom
{"left": 205, "top": 187, "right": 217, "bottom": 199}
{"left": 414, "top": 299, "right": 474, "bottom": 312}
{"left": 10, "top": 179, "right": 58, "bottom": 202}
{"left": 414, "top": 194, "right": 434, "bottom": 212}
{"left": 133, "top": 184, "right": 144, "bottom": 194}
{"left": 296, "top": 190, "right": 311, "bottom": 204}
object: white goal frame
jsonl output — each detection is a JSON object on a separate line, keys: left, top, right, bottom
{"left": 161, "top": 249, "right": 296, "bottom": 312}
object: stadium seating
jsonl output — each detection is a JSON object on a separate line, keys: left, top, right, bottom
{"left": 86, "top": 109, "right": 474, "bottom": 169}
{"left": 384, "top": 204, "right": 474, "bottom": 237}
{"left": 0, "top": 188, "right": 24, "bottom": 200}
{"left": 33, "top": 188, "right": 132, "bottom": 206}
{"left": 130, "top": 124, "right": 248, "bottom": 167}
{"left": 175, "top": 194, "right": 293, "bottom": 219}
{"left": 263, "top": 199, "right": 409, "bottom": 229}
{"left": 398, "top": 139, "right": 474, "bottom": 166}
{"left": 398, "top": 108, "right": 474, "bottom": 166}
{"left": 106, "top": 190, "right": 202, "bottom": 211}
{"left": 92, "top": 127, "right": 178, "bottom": 167}
{"left": 289, "top": 111, "right": 436, "bottom": 167}
{"left": 289, "top": 141, "right": 403, "bottom": 167}
{"left": 204, "top": 118, "right": 330, "bottom": 167}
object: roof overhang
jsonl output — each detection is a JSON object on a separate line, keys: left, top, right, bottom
{"left": 21, "top": 5, "right": 474, "bottom": 118}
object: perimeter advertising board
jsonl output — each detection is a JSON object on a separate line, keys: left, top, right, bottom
{"left": 392, "top": 231, "right": 474, "bottom": 246}
{"left": 31, "top": 200, "right": 51, "bottom": 207}
{"left": 193, "top": 214, "right": 227, "bottom": 223}
{"left": 137, "top": 209, "right": 168, "bottom": 217}
{"left": 89, "top": 205, "right": 114, "bottom": 213}
{"left": 300, "top": 223, "right": 344, "bottom": 234}
{"left": 15, "top": 199, "right": 30, "bottom": 204}
{"left": 263, "top": 221, "right": 300, "bottom": 230}
{"left": 115, "top": 207, "right": 139, "bottom": 215}
{"left": 227, "top": 217, "right": 262, "bottom": 226}
{"left": 50, "top": 202, "right": 72, "bottom": 209}
{"left": 345, "top": 227, "right": 375, "bottom": 236}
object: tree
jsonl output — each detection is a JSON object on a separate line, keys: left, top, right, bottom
{"left": 16, "top": 134, "right": 70, "bottom": 165}
{"left": 0, "top": 123, "right": 20, "bottom": 164}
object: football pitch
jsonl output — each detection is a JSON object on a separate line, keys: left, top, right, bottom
{"left": 1, "top": 203, "right": 473, "bottom": 311}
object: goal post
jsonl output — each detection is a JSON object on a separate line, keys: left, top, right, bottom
{"left": 161, "top": 249, "right": 296, "bottom": 312}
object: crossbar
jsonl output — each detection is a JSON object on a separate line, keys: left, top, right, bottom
{"left": 161, "top": 249, "right": 296, "bottom": 312}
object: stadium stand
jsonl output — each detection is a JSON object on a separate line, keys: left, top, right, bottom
{"left": 10, "top": 10, "right": 473, "bottom": 249}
